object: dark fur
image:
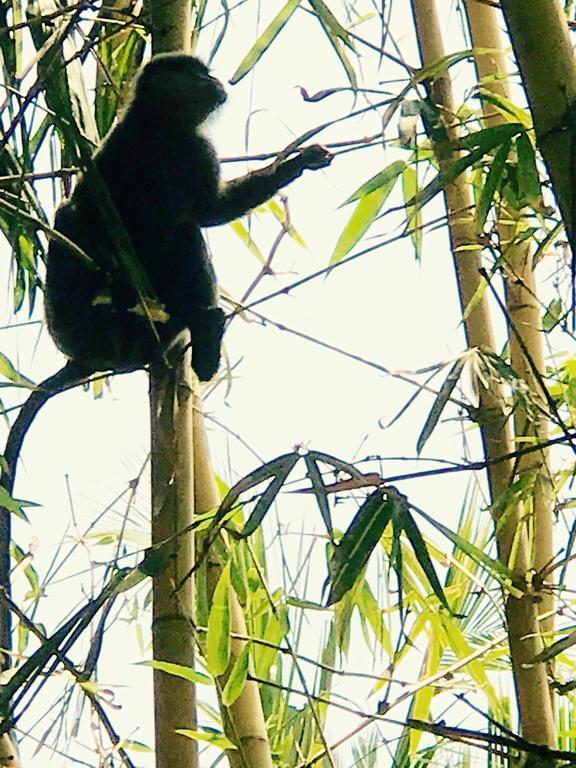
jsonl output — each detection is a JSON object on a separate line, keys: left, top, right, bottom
{"left": 45, "top": 53, "right": 333, "bottom": 380}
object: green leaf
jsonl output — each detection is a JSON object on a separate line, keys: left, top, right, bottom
{"left": 328, "top": 490, "right": 395, "bottom": 604}
{"left": 330, "top": 188, "right": 387, "bottom": 266}
{"left": 516, "top": 132, "right": 542, "bottom": 205}
{"left": 475, "top": 137, "right": 511, "bottom": 230}
{"left": 415, "top": 506, "right": 523, "bottom": 593}
{"left": 341, "top": 160, "right": 405, "bottom": 205}
{"left": 175, "top": 728, "right": 236, "bottom": 750}
{"left": 222, "top": 643, "right": 251, "bottom": 705}
{"left": 206, "top": 561, "right": 232, "bottom": 676}
{"left": 0, "top": 352, "right": 35, "bottom": 388}
{"left": 478, "top": 89, "right": 532, "bottom": 128}
{"left": 230, "top": 0, "right": 302, "bottom": 84}
{"left": 417, "top": 356, "right": 467, "bottom": 454}
{"left": 401, "top": 509, "right": 449, "bottom": 610}
{"left": 0, "top": 486, "right": 37, "bottom": 518}
{"left": 412, "top": 124, "right": 522, "bottom": 211}
{"left": 215, "top": 452, "right": 300, "bottom": 538}
{"left": 402, "top": 165, "right": 422, "bottom": 259}
{"left": 308, "top": 0, "right": 353, "bottom": 48}
{"left": 542, "top": 298, "right": 563, "bottom": 332}
{"left": 142, "top": 660, "right": 212, "bottom": 685}
{"left": 459, "top": 122, "right": 523, "bottom": 152}
{"left": 303, "top": 454, "right": 332, "bottom": 534}
{"left": 231, "top": 221, "right": 266, "bottom": 263}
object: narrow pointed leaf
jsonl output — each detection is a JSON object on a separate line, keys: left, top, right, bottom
{"left": 416, "top": 356, "right": 466, "bottom": 454}
{"left": 206, "top": 562, "right": 231, "bottom": 676}
{"left": 401, "top": 509, "right": 449, "bottom": 610}
{"left": 330, "top": 187, "right": 387, "bottom": 266}
{"left": 303, "top": 454, "right": 332, "bottom": 534}
{"left": 516, "top": 132, "right": 541, "bottom": 205}
{"left": 402, "top": 165, "right": 423, "bottom": 259}
{"left": 144, "top": 660, "right": 212, "bottom": 685}
{"left": 328, "top": 490, "right": 395, "bottom": 604}
{"left": 308, "top": 0, "right": 353, "bottom": 48}
{"left": 230, "top": 0, "right": 302, "bottom": 84}
{"left": 341, "top": 161, "right": 405, "bottom": 206}
{"left": 222, "top": 643, "right": 251, "bottom": 705}
{"left": 214, "top": 452, "right": 299, "bottom": 534}
{"left": 476, "top": 137, "right": 511, "bottom": 230}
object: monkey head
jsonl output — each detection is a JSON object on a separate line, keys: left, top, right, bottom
{"left": 133, "top": 54, "right": 227, "bottom": 126}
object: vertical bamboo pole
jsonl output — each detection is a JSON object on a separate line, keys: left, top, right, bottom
{"left": 147, "top": 3, "right": 196, "bottom": 767}
{"left": 410, "top": 0, "right": 556, "bottom": 748}
{"left": 193, "top": 392, "right": 274, "bottom": 768}
{"left": 150, "top": 348, "right": 197, "bottom": 768}
{"left": 465, "top": 0, "right": 555, "bottom": 671}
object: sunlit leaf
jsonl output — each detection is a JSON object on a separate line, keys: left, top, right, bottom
{"left": 476, "top": 137, "right": 511, "bottom": 230}
{"left": 230, "top": 0, "right": 302, "bottom": 84}
{"left": 402, "top": 164, "right": 422, "bottom": 259}
{"left": 330, "top": 187, "right": 387, "bottom": 266}
{"left": 0, "top": 352, "right": 35, "bottom": 388}
{"left": 142, "top": 660, "right": 212, "bottom": 685}
{"left": 206, "top": 561, "right": 231, "bottom": 676}
{"left": 176, "top": 728, "right": 236, "bottom": 749}
{"left": 222, "top": 643, "right": 251, "bottom": 705}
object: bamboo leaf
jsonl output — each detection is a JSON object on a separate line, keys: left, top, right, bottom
{"left": 214, "top": 452, "right": 299, "bottom": 536}
{"left": 416, "top": 356, "right": 466, "bottom": 454}
{"left": 401, "top": 509, "right": 449, "bottom": 610}
{"left": 0, "top": 352, "right": 35, "bottom": 388}
{"left": 308, "top": 0, "right": 353, "bottom": 48}
{"left": 303, "top": 453, "right": 332, "bottom": 534}
{"left": 328, "top": 490, "right": 395, "bottom": 604}
{"left": 176, "top": 728, "right": 236, "bottom": 749}
{"left": 330, "top": 188, "right": 387, "bottom": 266}
{"left": 222, "top": 643, "right": 251, "bottom": 705}
{"left": 341, "top": 160, "right": 405, "bottom": 205}
{"left": 143, "top": 660, "right": 212, "bottom": 685}
{"left": 533, "top": 630, "right": 576, "bottom": 663}
{"left": 231, "top": 220, "right": 266, "bottom": 263}
{"left": 516, "top": 131, "right": 542, "bottom": 205}
{"left": 230, "top": 0, "right": 302, "bottom": 84}
{"left": 415, "top": 506, "right": 523, "bottom": 592}
{"left": 206, "top": 561, "right": 231, "bottom": 676}
{"left": 0, "top": 487, "right": 36, "bottom": 518}
{"left": 402, "top": 165, "right": 422, "bottom": 259}
{"left": 476, "top": 137, "right": 511, "bottom": 230}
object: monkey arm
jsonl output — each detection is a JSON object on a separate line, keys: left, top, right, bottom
{"left": 199, "top": 144, "right": 332, "bottom": 226}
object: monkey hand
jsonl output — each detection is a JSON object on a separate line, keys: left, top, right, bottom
{"left": 298, "top": 144, "right": 333, "bottom": 169}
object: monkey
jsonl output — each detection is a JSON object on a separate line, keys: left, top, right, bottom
{"left": 44, "top": 53, "right": 332, "bottom": 382}
{"left": 2, "top": 52, "right": 333, "bottom": 492}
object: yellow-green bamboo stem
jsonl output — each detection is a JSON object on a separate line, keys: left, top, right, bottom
{"left": 150, "top": 348, "right": 198, "bottom": 768}
{"left": 193, "top": 393, "right": 274, "bottom": 768}
{"left": 411, "top": 0, "right": 556, "bottom": 748}
{"left": 464, "top": 0, "right": 555, "bottom": 640}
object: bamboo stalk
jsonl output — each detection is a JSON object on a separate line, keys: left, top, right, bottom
{"left": 500, "top": 0, "right": 576, "bottom": 244}
{"left": 410, "top": 0, "right": 556, "bottom": 748}
{"left": 150, "top": 348, "right": 198, "bottom": 768}
{"left": 464, "top": 0, "right": 555, "bottom": 643}
{"left": 193, "top": 392, "right": 274, "bottom": 768}
{"left": 147, "top": 1, "right": 197, "bottom": 766}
